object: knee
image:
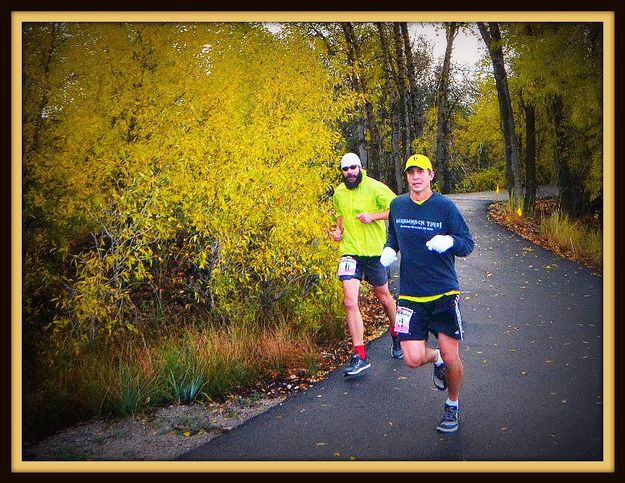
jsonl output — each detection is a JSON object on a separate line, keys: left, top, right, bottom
{"left": 404, "top": 354, "right": 428, "bottom": 369}
{"left": 343, "top": 297, "right": 359, "bottom": 311}
{"left": 440, "top": 348, "right": 461, "bottom": 367}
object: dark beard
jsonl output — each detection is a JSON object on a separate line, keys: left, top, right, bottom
{"left": 345, "top": 170, "right": 363, "bottom": 189}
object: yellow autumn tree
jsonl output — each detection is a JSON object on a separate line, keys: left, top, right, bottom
{"left": 23, "top": 23, "right": 351, "bottom": 351}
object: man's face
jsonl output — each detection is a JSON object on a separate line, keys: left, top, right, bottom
{"left": 406, "top": 166, "right": 434, "bottom": 194}
{"left": 342, "top": 164, "right": 362, "bottom": 189}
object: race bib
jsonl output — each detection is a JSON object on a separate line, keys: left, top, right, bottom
{"left": 337, "top": 256, "right": 357, "bottom": 277}
{"left": 394, "top": 306, "right": 413, "bottom": 334}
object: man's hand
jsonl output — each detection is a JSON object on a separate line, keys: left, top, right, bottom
{"left": 356, "top": 213, "right": 375, "bottom": 224}
{"left": 380, "top": 247, "right": 398, "bottom": 267}
{"left": 330, "top": 227, "right": 343, "bottom": 242}
{"left": 426, "top": 235, "right": 454, "bottom": 253}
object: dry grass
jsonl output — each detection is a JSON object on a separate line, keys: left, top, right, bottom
{"left": 488, "top": 198, "right": 602, "bottom": 273}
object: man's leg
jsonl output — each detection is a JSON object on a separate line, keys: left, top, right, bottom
{"left": 342, "top": 278, "right": 364, "bottom": 348}
{"left": 434, "top": 332, "right": 462, "bottom": 432}
{"left": 373, "top": 283, "right": 402, "bottom": 358}
{"left": 342, "top": 278, "right": 371, "bottom": 376}
{"left": 372, "top": 283, "right": 396, "bottom": 328}
{"left": 400, "top": 339, "right": 439, "bottom": 368}
{"left": 438, "top": 333, "right": 463, "bottom": 401}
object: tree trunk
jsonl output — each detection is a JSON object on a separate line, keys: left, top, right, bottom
{"left": 548, "top": 94, "right": 583, "bottom": 218}
{"left": 341, "top": 22, "right": 381, "bottom": 174}
{"left": 392, "top": 24, "right": 411, "bottom": 169}
{"left": 391, "top": 113, "right": 404, "bottom": 193}
{"left": 522, "top": 98, "right": 537, "bottom": 214}
{"left": 376, "top": 23, "right": 397, "bottom": 190}
{"left": 435, "top": 23, "right": 457, "bottom": 194}
{"left": 478, "top": 22, "right": 523, "bottom": 199}
{"left": 400, "top": 22, "right": 424, "bottom": 139}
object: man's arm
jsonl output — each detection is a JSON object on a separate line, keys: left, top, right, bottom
{"left": 380, "top": 204, "right": 398, "bottom": 267}
{"left": 331, "top": 216, "right": 344, "bottom": 241}
{"left": 356, "top": 210, "right": 389, "bottom": 224}
{"left": 384, "top": 205, "right": 399, "bottom": 252}
{"left": 448, "top": 203, "right": 474, "bottom": 257}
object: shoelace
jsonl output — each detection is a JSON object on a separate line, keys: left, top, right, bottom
{"left": 443, "top": 406, "right": 458, "bottom": 421}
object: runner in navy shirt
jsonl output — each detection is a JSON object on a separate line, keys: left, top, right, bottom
{"left": 380, "top": 154, "right": 474, "bottom": 432}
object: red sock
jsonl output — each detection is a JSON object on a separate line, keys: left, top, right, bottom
{"left": 354, "top": 344, "right": 366, "bottom": 359}
{"left": 390, "top": 325, "right": 398, "bottom": 337}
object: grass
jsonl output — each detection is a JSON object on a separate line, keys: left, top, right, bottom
{"left": 492, "top": 197, "right": 603, "bottom": 273}
{"left": 23, "top": 320, "right": 330, "bottom": 444}
{"left": 540, "top": 210, "right": 603, "bottom": 270}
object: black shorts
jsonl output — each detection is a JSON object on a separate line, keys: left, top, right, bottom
{"left": 394, "top": 295, "right": 464, "bottom": 341}
{"left": 337, "top": 255, "right": 389, "bottom": 287}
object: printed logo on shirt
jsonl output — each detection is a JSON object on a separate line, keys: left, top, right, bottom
{"left": 396, "top": 218, "right": 443, "bottom": 232}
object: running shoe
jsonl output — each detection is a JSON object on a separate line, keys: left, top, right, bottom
{"left": 391, "top": 335, "right": 404, "bottom": 359}
{"left": 432, "top": 360, "right": 447, "bottom": 391}
{"left": 436, "top": 403, "right": 459, "bottom": 432}
{"left": 343, "top": 354, "right": 371, "bottom": 377}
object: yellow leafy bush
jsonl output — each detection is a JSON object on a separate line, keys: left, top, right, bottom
{"left": 23, "top": 23, "right": 348, "bottom": 350}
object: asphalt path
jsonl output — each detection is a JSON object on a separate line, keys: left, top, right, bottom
{"left": 179, "top": 187, "right": 605, "bottom": 464}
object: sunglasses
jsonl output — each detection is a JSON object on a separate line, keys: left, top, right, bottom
{"left": 342, "top": 165, "right": 359, "bottom": 172}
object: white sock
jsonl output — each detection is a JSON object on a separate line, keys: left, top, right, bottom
{"left": 446, "top": 398, "right": 458, "bottom": 408}
{"left": 434, "top": 348, "right": 444, "bottom": 367}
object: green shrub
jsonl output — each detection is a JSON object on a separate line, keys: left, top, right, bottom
{"left": 457, "top": 166, "right": 506, "bottom": 193}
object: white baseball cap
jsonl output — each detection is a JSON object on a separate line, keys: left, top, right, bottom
{"left": 340, "top": 152, "right": 362, "bottom": 169}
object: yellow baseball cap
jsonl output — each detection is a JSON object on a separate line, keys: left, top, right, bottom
{"left": 404, "top": 154, "right": 433, "bottom": 172}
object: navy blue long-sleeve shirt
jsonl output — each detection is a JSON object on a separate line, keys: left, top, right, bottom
{"left": 386, "top": 192, "right": 474, "bottom": 298}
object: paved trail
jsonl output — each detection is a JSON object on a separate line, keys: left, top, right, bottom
{"left": 179, "top": 188, "right": 605, "bottom": 463}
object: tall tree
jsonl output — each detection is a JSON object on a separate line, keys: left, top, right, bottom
{"left": 23, "top": 22, "right": 349, "bottom": 347}
{"left": 400, "top": 22, "right": 425, "bottom": 140}
{"left": 376, "top": 22, "right": 402, "bottom": 191}
{"left": 505, "top": 22, "right": 603, "bottom": 218}
{"left": 392, "top": 23, "right": 412, "bottom": 187}
{"left": 435, "top": 23, "right": 458, "bottom": 193}
{"left": 520, "top": 95, "right": 537, "bottom": 214}
{"left": 341, "top": 22, "right": 381, "bottom": 172}
{"left": 478, "top": 22, "right": 523, "bottom": 198}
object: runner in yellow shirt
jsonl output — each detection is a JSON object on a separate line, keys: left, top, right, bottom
{"left": 331, "top": 153, "right": 400, "bottom": 377}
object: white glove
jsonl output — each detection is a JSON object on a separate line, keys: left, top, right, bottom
{"left": 426, "top": 235, "right": 454, "bottom": 253}
{"left": 380, "top": 246, "right": 398, "bottom": 267}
